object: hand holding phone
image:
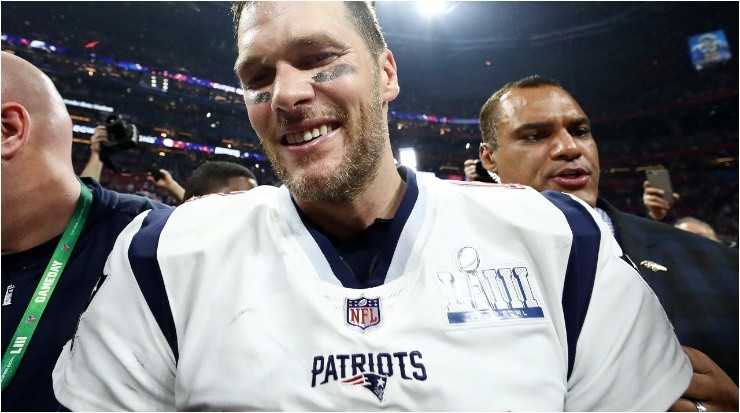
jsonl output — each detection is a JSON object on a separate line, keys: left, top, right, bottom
{"left": 149, "top": 165, "right": 164, "bottom": 181}
{"left": 645, "top": 169, "right": 674, "bottom": 204}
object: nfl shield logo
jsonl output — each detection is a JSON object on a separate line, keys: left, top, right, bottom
{"left": 346, "top": 297, "right": 381, "bottom": 331}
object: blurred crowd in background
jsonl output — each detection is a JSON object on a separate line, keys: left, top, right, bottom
{"left": 2, "top": 1, "right": 736, "bottom": 245}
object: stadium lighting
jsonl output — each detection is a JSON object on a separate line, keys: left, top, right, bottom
{"left": 399, "top": 147, "right": 418, "bottom": 171}
{"left": 416, "top": 1, "right": 453, "bottom": 16}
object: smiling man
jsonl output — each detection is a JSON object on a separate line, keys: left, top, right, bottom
{"left": 53, "top": 3, "right": 691, "bottom": 411}
{"left": 233, "top": 1, "right": 405, "bottom": 240}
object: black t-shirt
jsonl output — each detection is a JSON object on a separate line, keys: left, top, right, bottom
{"left": 1, "top": 178, "right": 171, "bottom": 411}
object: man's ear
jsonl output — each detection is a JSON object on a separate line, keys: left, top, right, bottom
{"left": 378, "top": 49, "right": 400, "bottom": 103}
{"left": 479, "top": 142, "right": 497, "bottom": 172}
{"left": 1, "top": 102, "right": 30, "bottom": 161}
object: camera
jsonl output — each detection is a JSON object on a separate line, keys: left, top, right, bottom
{"left": 473, "top": 159, "right": 495, "bottom": 183}
{"left": 102, "top": 114, "right": 139, "bottom": 153}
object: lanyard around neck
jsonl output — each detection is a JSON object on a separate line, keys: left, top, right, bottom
{"left": 1, "top": 178, "right": 93, "bottom": 390}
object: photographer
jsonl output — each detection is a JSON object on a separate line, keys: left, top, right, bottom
{"left": 79, "top": 115, "right": 139, "bottom": 181}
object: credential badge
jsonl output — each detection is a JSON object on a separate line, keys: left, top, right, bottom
{"left": 345, "top": 297, "right": 381, "bottom": 332}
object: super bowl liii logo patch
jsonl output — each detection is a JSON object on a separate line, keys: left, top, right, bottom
{"left": 346, "top": 297, "right": 381, "bottom": 331}
{"left": 435, "top": 247, "right": 545, "bottom": 324}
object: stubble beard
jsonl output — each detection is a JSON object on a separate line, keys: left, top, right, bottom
{"left": 263, "top": 83, "right": 387, "bottom": 204}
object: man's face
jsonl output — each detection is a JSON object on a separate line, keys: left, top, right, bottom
{"left": 482, "top": 86, "right": 600, "bottom": 206}
{"left": 234, "top": 2, "right": 398, "bottom": 203}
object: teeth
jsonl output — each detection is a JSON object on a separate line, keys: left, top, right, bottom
{"left": 286, "top": 124, "right": 334, "bottom": 145}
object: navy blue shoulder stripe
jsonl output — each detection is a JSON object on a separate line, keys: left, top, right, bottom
{"left": 541, "top": 190, "right": 601, "bottom": 379}
{"left": 128, "top": 207, "right": 179, "bottom": 362}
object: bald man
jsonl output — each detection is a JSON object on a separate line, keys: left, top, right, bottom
{"left": 675, "top": 217, "right": 723, "bottom": 243}
{"left": 1, "top": 51, "right": 170, "bottom": 411}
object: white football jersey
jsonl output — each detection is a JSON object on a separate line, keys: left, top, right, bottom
{"left": 53, "top": 169, "right": 690, "bottom": 411}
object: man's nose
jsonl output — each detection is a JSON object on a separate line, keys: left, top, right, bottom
{"left": 270, "top": 63, "right": 315, "bottom": 114}
{"left": 550, "top": 130, "right": 581, "bottom": 160}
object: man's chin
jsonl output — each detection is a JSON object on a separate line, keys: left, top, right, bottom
{"left": 290, "top": 158, "right": 342, "bottom": 182}
{"left": 285, "top": 168, "right": 351, "bottom": 203}
{"left": 567, "top": 188, "right": 598, "bottom": 208}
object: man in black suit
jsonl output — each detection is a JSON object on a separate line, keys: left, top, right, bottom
{"left": 473, "top": 75, "right": 738, "bottom": 411}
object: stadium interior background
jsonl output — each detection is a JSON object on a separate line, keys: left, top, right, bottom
{"left": 2, "top": 2, "right": 737, "bottom": 244}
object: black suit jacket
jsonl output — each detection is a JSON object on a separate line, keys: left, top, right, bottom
{"left": 597, "top": 198, "right": 739, "bottom": 383}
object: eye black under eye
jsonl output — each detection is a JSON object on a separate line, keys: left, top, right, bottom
{"left": 250, "top": 92, "right": 271, "bottom": 104}
{"left": 312, "top": 63, "right": 355, "bottom": 83}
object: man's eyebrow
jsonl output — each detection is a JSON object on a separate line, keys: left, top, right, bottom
{"left": 234, "top": 34, "right": 347, "bottom": 76}
{"left": 511, "top": 117, "right": 591, "bottom": 134}
{"left": 568, "top": 116, "right": 591, "bottom": 127}
{"left": 512, "top": 121, "right": 551, "bottom": 134}
{"left": 286, "top": 34, "right": 345, "bottom": 51}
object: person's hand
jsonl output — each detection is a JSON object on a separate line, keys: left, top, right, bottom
{"left": 147, "top": 169, "right": 185, "bottom": 204}
{"left": 79, "top": 125, "right": 110, "bottom": 180}
{"left": 643, "top": 180, "right": 680, "bottom": 221}
{"left": 147, "top": 169, "right": 176, "bottom": 190}
{"left": 463, "top": 159, "right": 479, "bottom": 181}
{"left": 669, "top": 346, "right": 739, "bottom": 412}
{"left": 89, "top": 126, "right": 109, "bottom": 155}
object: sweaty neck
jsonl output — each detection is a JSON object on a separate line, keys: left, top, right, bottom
{"left": 1, "top": 172, "right": 81, "bottom": 255}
